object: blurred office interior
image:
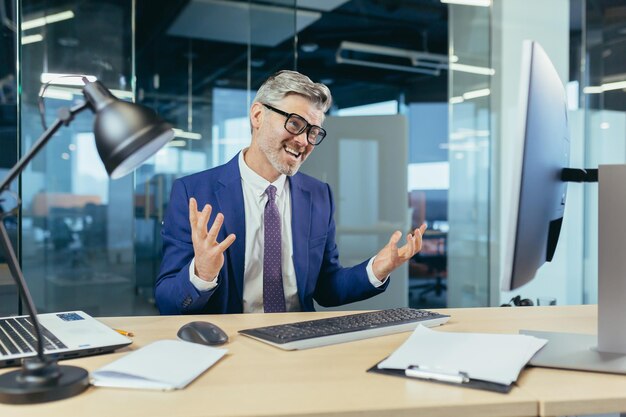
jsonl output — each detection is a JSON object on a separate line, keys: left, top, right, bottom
{"left": 0, "top": 0, "right": 624, "bottom": 316}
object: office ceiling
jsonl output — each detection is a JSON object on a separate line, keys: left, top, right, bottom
{"left": 12, "top": 0, "right": 626, "bottom": 119}
{"left": 135, "top": 0, "right": 450, "bottom": 111}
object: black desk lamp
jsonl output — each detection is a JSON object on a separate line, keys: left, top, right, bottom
{"left": 0, "top": 80, "right": 174, "bottom": 404}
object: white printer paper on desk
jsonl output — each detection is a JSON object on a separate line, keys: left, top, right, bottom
{"left": 378, "top": 325, "right": 547, "bottom": 385}
{"left": 91, "top": 340, "right": 227, "bottom": 391}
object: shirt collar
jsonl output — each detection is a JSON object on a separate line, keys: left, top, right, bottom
{"left": 238, "top": 148, "right": 287, "bottom": 198}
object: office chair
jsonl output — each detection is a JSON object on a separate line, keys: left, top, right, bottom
{"left": 408, "top": 232, "right": 447, "bottom": 303}
{"left": 407, "top": 190, "right": 448, "bottom": 305}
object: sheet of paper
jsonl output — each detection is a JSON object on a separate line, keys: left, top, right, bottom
{"left": 91, "top": 339, "right": 227, "bottom": 390}
{"left": 378, "top": 325, "right": 547, "bottom": 385}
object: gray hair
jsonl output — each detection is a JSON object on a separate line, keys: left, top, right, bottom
{"left": 253, "top": 70, "right": 332, "bottom": 113}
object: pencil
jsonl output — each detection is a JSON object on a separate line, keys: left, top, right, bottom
{"left": 114, "top": 328, "right": 134, "bottom": 337}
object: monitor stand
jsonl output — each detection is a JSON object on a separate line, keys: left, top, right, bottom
{"left": 521, "top": 330, "right": 626, "bottom": 374}
{"left": 522, "top": 164, "right": 626, "bottom": 374}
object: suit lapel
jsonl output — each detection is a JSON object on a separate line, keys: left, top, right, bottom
{"left": 289, "top": 174, "right": 311, "bottom": 308}
{"left": 215, "top": 154, "right": 246, "bottom": 304}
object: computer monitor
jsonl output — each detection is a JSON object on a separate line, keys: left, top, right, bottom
{"left": 505, "top": 40, "right": 626, "bottom": 374}
{"left": 501, "top": 40, "right": 570, "bottom": 292}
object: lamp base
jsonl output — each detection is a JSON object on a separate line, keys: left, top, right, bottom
{"left": 0, "top": 358, "right": 89, "bottom": 404}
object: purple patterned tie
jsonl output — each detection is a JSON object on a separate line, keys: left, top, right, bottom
{"left": 263, "top": 185, "right": 286, "bottom": 313}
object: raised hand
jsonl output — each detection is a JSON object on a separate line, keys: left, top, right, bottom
{"left": 189, "top": 197, "right": 236, "bottom": 281}
{"left": 372, "top": 224, "right": 427, "bottom": 281}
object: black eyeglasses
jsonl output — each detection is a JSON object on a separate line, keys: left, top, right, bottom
{"left": 263, "top": 104, "right": 327, "bottom": 146}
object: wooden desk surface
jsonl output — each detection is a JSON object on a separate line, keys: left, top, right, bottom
{"left": 0, "top": 305, "right": 621, "bottom": 417}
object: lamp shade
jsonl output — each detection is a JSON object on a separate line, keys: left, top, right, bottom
{"left": 83, "top": 81, "right": 174, "bottom": 179}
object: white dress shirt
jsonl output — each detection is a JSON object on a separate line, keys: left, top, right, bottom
{"left": 189, "top": 149, "right": 386, "bottom": 312}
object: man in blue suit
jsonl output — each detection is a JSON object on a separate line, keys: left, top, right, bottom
{"left": 155, "top": 70, "right": 426, "bottom": 314}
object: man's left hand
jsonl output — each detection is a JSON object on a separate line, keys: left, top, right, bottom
{"left": 372, "top": 224, "right": 427, "bottom": 281}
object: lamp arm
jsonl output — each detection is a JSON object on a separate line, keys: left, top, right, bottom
{"left": 0, "top": 100, "right": 91, "bottom": 362}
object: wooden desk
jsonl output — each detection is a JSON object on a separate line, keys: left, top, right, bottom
{"left": 0, "top": 305, "right": 620, "bottom": 417}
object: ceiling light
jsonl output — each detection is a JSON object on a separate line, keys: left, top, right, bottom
{"left": 462, "top": 88, "right": 490, "bottom": 100}
{"left": 441, "top": 0, "right": 491, "bottom": 7}
{"left": 336, "top": 41, "right": 447, "bottom": 76}
{"left": 583, "top": 80, "right": 626, "bottom": 94}
{"left": 21, "top": 34, "right": 43, "bottom": 45}
{"left": 40, "top": 84, "right": 133, "bottom": 101}
{"left": 336, "top": 42, "right": 494, "bottom": 77}
{"left": 22, "top": 10, "right": 75, "bottom": 31}
{"left": 109, "top": 89, "right": 134, "bottom": 100}
{"left": 173, "top": 129, "right": 202, "bottom": 140}
{"left": 301, "top": 43, "right": 318, "bottom": 53}
{"left": 41, "top": 73, "right": 97, "bottom": 86}
{"left": 250, "top": 59, "right": 265, "bottom": 68}
{"left": 582, "top": 86, "right": 603, "bottom": 94}
{"left": 167, "top": 140, "right": 187, "bottom": 147}
{"left": 450, "top": 62, "right": 495, "bottom": 76}
{"left": 599, "top": 80, "right": 626, "bottom": 91}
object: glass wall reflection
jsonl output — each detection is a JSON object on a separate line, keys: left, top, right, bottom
{"left": 20, "top": 0, "right": 136, "bottom": 315}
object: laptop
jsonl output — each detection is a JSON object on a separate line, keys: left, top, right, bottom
{"left": 0, "top": 310, "right": 132, "bottom": 368}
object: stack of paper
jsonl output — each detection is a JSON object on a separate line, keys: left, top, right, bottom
{"left": 91, "top": 340, "right": 227, "bottom": 390}
{"left": 378, "top": 325, "right": 547, "bottom": 386}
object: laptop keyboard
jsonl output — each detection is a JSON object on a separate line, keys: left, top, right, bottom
{"left": 0, "top": 317, "right": 67, "bottom": 356}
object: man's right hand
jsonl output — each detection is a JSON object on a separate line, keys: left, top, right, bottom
{"left": 189, "top": 197, "right": 236, "bottom": 282}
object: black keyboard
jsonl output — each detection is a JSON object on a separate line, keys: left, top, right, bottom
{"left": 239, "top": 307, "right": 450, "bottom": 350}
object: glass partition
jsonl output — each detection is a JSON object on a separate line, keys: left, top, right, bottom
{"left": 19, "top": 0, "right": 136, "bottom": 315}
{"left": 448, "top": 3, "right": 491, "bottom": 307}
{"left": 0, "top": 0, "right": 18, "bottom": 315}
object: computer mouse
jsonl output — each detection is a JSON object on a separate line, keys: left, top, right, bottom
{"left": 177, "top": 321, "right": 229, "bottom": 346}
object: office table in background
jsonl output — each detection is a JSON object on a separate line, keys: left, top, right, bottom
{"left": 1, "top": 305, "right": 625, "bottom": 417}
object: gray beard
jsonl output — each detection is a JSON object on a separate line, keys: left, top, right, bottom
{"left": 261, "top": 143, "right": 301, "bottom": 176}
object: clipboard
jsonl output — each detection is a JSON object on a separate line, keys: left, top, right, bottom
{"left": 367, "top": 358, "right": 513, "bottom": 394}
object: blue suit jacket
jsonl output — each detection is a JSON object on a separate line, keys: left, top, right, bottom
{"left": 155, "top": 153, "right": 388, "bottom": 314}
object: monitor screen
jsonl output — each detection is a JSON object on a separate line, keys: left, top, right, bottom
{"left": 501, "top": 40, "right": 571, "bottom": 291}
